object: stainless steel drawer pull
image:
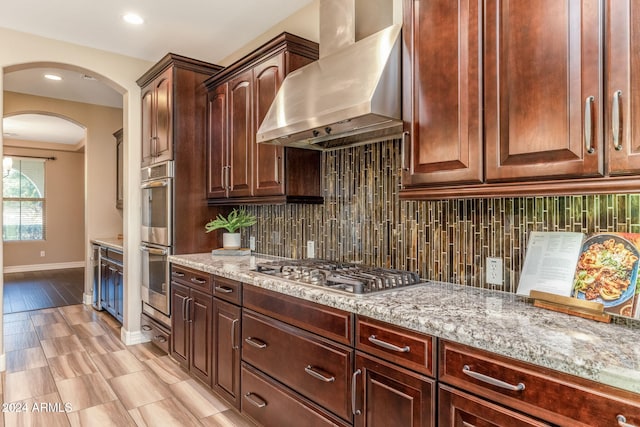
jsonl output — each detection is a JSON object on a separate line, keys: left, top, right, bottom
{"left": 351, "top": 369, "right": 362, "bottom": 416}
{"left": 612, "top": 90, "right": 623, "bottom": 151}
{"left": 368, "top": 335, "right": 410, "bottom": 353}
{"left": 304, "top": 365, "right": 335, "bottom": 382}
{"left": 244, "top": 392, "right": 267, "bottom": 408}
{"left": 155, "top": 335, "right": 167, "bottom": 343}
{"left": 141, "top": 325, "right": 152, "bottom": 331}
{"left": 584, "top": 95, "right": 595, "bottom": 154}
{"left": 231, "top": 319, "right": 239, "bottom": 350}
{"left": 171, "top": 271, "right": 185, "bottom": 277}
{"left": 401, "top": 131, "right": 410, "bottom": 172}
{"left": 190, "top": 277, "right": 207, "bottom": 285}
{"left": 245, "top": 337, "right": 267, "bottom": 349}
{"left": 617, "top": 415, "right": 637, "bottom": 427}
{"left": 462, "top": 421, "right": 476, "bottom": 427}
{"left": 462, "top": 365, "right": 525, "bottom": 391}
{"left": 215, "top": 286, "right": 233, "bottom": 293}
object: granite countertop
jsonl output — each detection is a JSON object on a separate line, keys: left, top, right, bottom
{"left": 169, "top": 252, "right": 640, "bottom": 395}
{"left": 92, "top": 237, "right": 124, "bottom": 252}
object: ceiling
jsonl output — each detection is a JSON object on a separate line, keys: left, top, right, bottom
{"left": 1, "top": 0, "right": 314, "bottom": 146}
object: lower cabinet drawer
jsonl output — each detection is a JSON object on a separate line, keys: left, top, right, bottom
{"left": 241, "top": 363, "right": 350, "bottom": 427}
{"left": 242, "top": 310, "right": 353, "bottom": 421}
{"left": 439, "top": 384, "right": 551, "bottom": 426}
{"left": 140, "top": 314, "right": 170, "bottom": 353}
{"left": 440, "top": 340, "right": 640, "bottom": 426}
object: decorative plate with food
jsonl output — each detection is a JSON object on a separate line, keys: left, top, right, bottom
{"left": 572, "top": 234, "right": 639, "bottom": 308}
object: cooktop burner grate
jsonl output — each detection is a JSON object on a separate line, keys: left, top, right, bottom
{"left": 254, "top": 259, "right": 422, "bottom": 294}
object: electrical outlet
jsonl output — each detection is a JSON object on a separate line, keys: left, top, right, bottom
{"left": 486, "top": 257, "right": 503, "bottom": 285}
{"left": 40, "top": 250, "right": 45, "bottom": 257}
{"left": 249, "top": 236, "right": 256, "bottom": 251}
{"left": 307, "top": 241, "right": 315, "bottom": 258}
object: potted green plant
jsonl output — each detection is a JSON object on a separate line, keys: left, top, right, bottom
{"left": 205, "top": 208, "right": 257, "bottom": 249}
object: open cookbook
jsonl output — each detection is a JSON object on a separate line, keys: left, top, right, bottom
{"left": 517, "top": 231, "right": 640, "bottom": 319}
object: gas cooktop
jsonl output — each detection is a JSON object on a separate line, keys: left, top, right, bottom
{"left": 254, "top": 259, "right": 423, "bottom": 295}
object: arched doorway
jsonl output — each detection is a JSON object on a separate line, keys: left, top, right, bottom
{"left": 2, "top": 111, "right": 88, "bottom": 312}
{"left": 3, "top": 64, "right": 124, "bottom": 300}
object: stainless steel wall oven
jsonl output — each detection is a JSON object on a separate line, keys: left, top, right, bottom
{"left": 140, "top": 161, "right": 173, "bottom": 326}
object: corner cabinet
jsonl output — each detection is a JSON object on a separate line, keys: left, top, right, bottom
{"left": 205, "top": 33, "right": 323, "bottom": 205}
{"left": 401, "top": 0, "right": 640, "bottom": 200}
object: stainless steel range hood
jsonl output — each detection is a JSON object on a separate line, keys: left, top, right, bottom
{"left": 256, "top": 0, "right": 402, "bottom": 151}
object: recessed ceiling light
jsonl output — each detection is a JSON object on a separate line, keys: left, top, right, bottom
{"left": 44, "top": 74, "right": 62, "bottom": 81}
{"left": 123, "top": 13, "right": 144, "bottom": 25}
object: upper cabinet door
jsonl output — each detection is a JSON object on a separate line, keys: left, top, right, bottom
{"left": 606, "top": 0, "right": 640, "bottom": 175}
{"left": 141, "top": 88, "right": 154, "bottom": 167}
{"left": 153, "top": 67, "right": 174, "bottom": 164}
{"left": 253, "top": 55, "right": 286, "bottom": 197}
{"left": 402, "top": 0, "right": 483, "bottom": 187}
{"left": 228, "top": 70, "right": 253, "bottom": 198}
{"left": 206, "top": 83, "right": 229, "bottom": 199}
{"left": 484, "top": 0, "right": 603, "bottom": 182}
{"left": 141, "top": 66, "right": 173, "bottom": 167}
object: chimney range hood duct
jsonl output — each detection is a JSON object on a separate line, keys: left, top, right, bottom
{"left": 256, "top": 0, "right": 402, "bottom": 151}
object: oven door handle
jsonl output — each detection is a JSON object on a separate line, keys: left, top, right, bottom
{"left": 141, "top": 179, "right": 169, "bottom": 189}
{"left": 139, "top": 246, "right": 168, "bottom": 256}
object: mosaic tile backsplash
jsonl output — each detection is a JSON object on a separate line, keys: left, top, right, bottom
{"left": 244, "top": 139, "right": 640, "bottom": 294}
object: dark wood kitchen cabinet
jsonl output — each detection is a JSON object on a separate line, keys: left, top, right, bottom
{"left": 211, "top": 276, "right": 243, "bottom": 408}
{"left": 170, "top": 265, "right": 213, "bottom": 385}
{"left": 141, "top": 66, "right": 173, "bottom": 167}
{"left": 138, "top": 54, "right": 224, "bottom": 254}
{"left": 205, "top": 32, "right": 323, "bottom": 205}
{"left": 484, "top": 0, "right": 602, "bottom": 182}
{"left": 227, "top": 70, "right": 254, "bottom": 198}
{"left": 401, "top": 0, "right": 640, "bottom": 200}
{"left": 439, "top": 385, "right": 551, "bottom": 427}
{"left": 241, "top": 284, "right": 354, "bottom": 425}
{"left": 401, "top": 0, "right": 483, "bottom": 188}
{"left": 353, "top": 316, "right": 436, "bottom": 427}
{"left": 99, "top": 247, "right": 123, "bottom": 323}
{"left": 439, "top": 340, "right": 640, "bottom": 426}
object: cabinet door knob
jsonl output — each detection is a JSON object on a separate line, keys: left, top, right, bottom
{"left": 462, "top": 365, "right": 525, "bottom": 391}
{"left": 584, "top": 95, "right": 595, "bottom": 154}
{"left": 612, "top": 90, "right": 623, "bottom": 151}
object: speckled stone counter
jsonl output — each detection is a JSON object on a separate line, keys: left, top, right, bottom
{"left": 91, "top": 238, "right": 124, "bottom": 252}
{"left": 169, "top": 252, "right": 640, "bottom": 395}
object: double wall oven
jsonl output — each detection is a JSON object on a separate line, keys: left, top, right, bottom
{"left": 140, "top": 161, "right": 173, "bottom": 327}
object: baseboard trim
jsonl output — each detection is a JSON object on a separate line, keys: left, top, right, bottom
{"left": 82, "top": 293, "right": 93, "bottom": 305}
{"left": 4, "top": 261, "right": 85, "bottom": 274}
{"left": 121, "top": 328, "right": 149, "bottom": 346}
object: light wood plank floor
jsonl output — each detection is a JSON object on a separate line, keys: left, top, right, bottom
{"left": 3, "top": 269, "right": 85, "bottom": 314}
{"left": 2, "top": 305, "right": 256, "bottom": 426}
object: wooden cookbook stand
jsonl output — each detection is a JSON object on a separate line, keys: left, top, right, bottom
{"left": 529, "top": 290, "right": 611, "bottom": 323}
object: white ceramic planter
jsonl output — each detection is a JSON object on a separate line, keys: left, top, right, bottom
{"left": 222, "top": 232, "right": 241, "bottom": 249}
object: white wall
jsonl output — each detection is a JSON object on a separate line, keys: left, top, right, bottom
{"left": 0, "top": 27, "right": 153, "bottom": 368}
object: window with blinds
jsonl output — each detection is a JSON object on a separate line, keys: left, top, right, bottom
{"left": 2, "top": 158, "right": 46, "bottom": 241}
